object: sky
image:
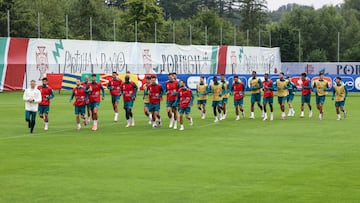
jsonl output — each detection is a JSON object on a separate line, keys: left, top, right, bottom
{"left": 267, "top": 0, "right": 344, "bottom": 11}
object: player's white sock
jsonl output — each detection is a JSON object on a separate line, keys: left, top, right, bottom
{"left": 250, "top": 112, "right": 255, "bottom": 119}
{"left": 337, "top": 114, "right": 341, "bottom": 120}
{"left": 179, "top": 124, "right": 184, "bottom": 131}
{"left": 173, "top": 121, "right": 177, "bottom": 129}
{"left": 263, "top": 113, "right": 268, "bottom": 121}
{"left": 261, "top": 110, "right": 265, "bottom": 118}
{"left": 236, "top": 115, "right": 240, "bottom": 120}
{"left": 300, "top": 111, "right": 304, "bottom": 118}
{"left": 126, "top": 119, "right": 131, "bottom": 127}
{"left": 131, "top": 117, "right": 135, "bottom": 126}
{"left": 114, "top": 113, "right": 118, "bottom": 121}
{"left": 309, "top": 111, "right": 313, "bottom": 118}
{"left": 93, "top": 120, "right": 98, "bottom": 126}
{"left": 44, "top": 122, "right": 48, "bottom": 130}
{"left": 169, "top": 119, "right": 174, "bottom": 128}
{"left": 287, "top": 110, "right": 292, "bottom": 117}
{"left": 281, "top": 112, "right": 286, "bottom": 119}
{"left": 77, "top": 123, "right": 81, "bottom": 130}
{"left": 270, "top": 112, "right": 274, "bottom": 121}
{"left": 214, "top": 116, "right": 219, "bottom": 122}
{"left": 189, "top": 117, "right": 193, "bottom": 126}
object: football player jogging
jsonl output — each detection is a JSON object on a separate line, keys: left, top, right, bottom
{"left": 108, "top": 72, "right": 122, "bottom": 122}
{"left": 286, "top": 76, "right": 297, "bottom": 117}
{"left": 313, "top": 72, "right": 330, "bottom": 120}
{"left": 208, "top": 76, "right": 224, "bottom": 122}
{"left": 220, "top": 74, "right": 230, "bottom": 120}
{"left": 69, "top": 79, "right": 88, "bottom": 130}
{"left": 87, "top": 74, "right": 105, "bottom": 131}
{"left": 82, "top": 75, "right": 91, "bottom": 125}
{"left": 300, "top": 73, "right": 313, "bottom": 118}
{"left": 262, "top": 73, "right": 274, "bottom": 121}
{"left": 332, "top": 76, "right": 348, "bottom": 120}
{"left": 177, "top": 80, "right": 194, "bottom": 131}
{"left": 146, "top": 75, "right": 164, "bottom": 128}
{"left": 23, "top": 80, "right": 42, "bottom": 133}
{"left": 165, "top": 73, "right": 179, "bottom": 129}
{"left": 143, "top": 76, "right": 152, "bottom": 124}
{"left": 196, "top": 76, "right": 208, "bottom": 119}
{"left": 231, "top": 75, "right": 245, "bottom": 120}
{"left": 275, "top": 72, "right": 289, "bottom": 120}
{"left": 121, "top": 75, "right": 138, "bottom": 127}
{"left": 249, "top": 71, "right": 264, "bottom": 119}
{"left": 38, "top": 77, "right": 55, "bottom": 130}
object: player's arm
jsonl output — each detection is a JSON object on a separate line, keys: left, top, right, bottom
{"left": 100, "top": 85, "right": 105, "bottom": 98}
{"left": 190, "top": 91, "right": 195, "bottom": 106}
{"left": 219, "top": 84, "right": 225, "bottom": 96}
{"left": 69, "top": 91, "right": 75, "bottom": 102}
{"left": 107, "top": 81, "right": 112, "bottom": 90}
{"left": 34, "top": 90, "right": 42, "bottom": 103}
{"left": 258, "top": 79, "right": 263, "bottom": 89}
{"left": 344, "top": 86, "right": 348, "bottom": 101}
{"left": 23, "top": 90, "right": 30, "bottom": 102}
{"left": 195, "top": 85, "right": 199, "bottom": 97}
{"left": 132, "top": 83, "right": 138, "bottom": 99}
{"left": 48, "top": 89, "right": 55, "bottom": 100}
{"left": 206, "top": 84, "right": 212, "bottom": 94}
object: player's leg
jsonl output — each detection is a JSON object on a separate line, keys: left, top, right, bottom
{"left": 256, "top": 94, "right": 264, "bottom": 117}
{"left": 222, "top": 99, "right": 227, "bottom": 119}
{"left": 25, "top": 111, "right": 31, "bottom": 128}
{"left": 76, "top": 114, "right": 81, "bottom": 130}
{"left": 144, "top": 104, "right": 152, "bottom": 124}
{"left": 269, "top": 98, "right": 274, "bottom": 121}
{"left": 186, "top": 108, "right": 193, "bottom": 125}
{"left": 86, "top": 103, "right": 91, "bottom": 124}
{"left": 262, "top": 99, "right": 268, "bottom": 121}
{"left": 212, "top": 101, "right": 219, "bottom": 122}
{"left": 179, "top": 108, "right": 184, "bottom": 131}
{"left": 172, "top": 106, "right": 177, "bottom": 127}
{"left": 92, "top": 103, "right": 99, "bottom": 130}
{"left": 235, "top": 100, "right": 240, "bottom": 120}
{"left": 202, "top": 102, "right": 206, "bottom": 118}
{"left": 113, "top": 96, "right": 119, "bottom": 122}
{"left": 129, "top": 101, "right": 135, "bottom": 126}
{"left": 250, "top": 94, "right": 255, "bottom": 119}
{"left": 43, "top": 105, "right": 49, "bottom": 130}
{"left": 30, "top": 111, "right": 36, "bottom": 133}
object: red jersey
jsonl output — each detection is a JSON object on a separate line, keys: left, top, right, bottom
{"left": 108, "top": 79, "right": 122, "bottom": 96}
{"left": 148, "top": 84, "right": 163, "bottom": 104}
{"left": 72, "top": 86, "right": 87, "bottom": 106}
{"left": 178, "top": 88, "right": 193, "bottom": 108}
{"left": 38, "top": 85, "right": 53, "bottom": 106}
{"left": 232, "top": 82, "right": 245, "bottom": 100}
{"left": 262, "top": 80, "right": 274, "bottom": 98}
{"left": 121, "top": 82, "right": 136, "bottom": 101}
{"left": 88, "top": 82, "right": 103, "bottom": 102}
{"left": 165, "top": 81, "right": 179, "bottom": 101}
{"left": 301, "top": 79, "right": 312, "bottom": 95}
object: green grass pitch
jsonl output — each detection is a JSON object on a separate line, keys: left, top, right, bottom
{"left": 0, "top": 91, "right": 360, "bottom": 202}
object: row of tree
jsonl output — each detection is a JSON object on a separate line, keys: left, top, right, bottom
{"left": 0, "top": 0, "right": 359, "bottom": 62}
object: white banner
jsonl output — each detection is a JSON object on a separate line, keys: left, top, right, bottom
{"left": 25, "top": 39, "right": 281, "bottom": 85}
{"left": 282, "top": 62, "right": 360, "bottom": 75}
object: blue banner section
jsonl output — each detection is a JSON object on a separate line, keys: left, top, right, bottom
{"left": 156, "top": 74, "right": 360, "bottom": 92}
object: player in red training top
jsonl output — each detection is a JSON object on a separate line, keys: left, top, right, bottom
{"left": 87, "top": 74, "right": 105, "bottom": 131}
{"left": 231, "top": 75, "right": 245, "bottom": 120}
{"left": 165, "top": 73, "right": 179, "bottom": 129}
{"left": 107, "top": 72, "right": 122, "bottom": 122}
{"left": 121, "top": 75, "right": 138, "bottom": 128}
{"left": 300, "top": 73, "right": 313, "bottom": 118}
{"left": 69, "top": 78, "right": 88, "bottom": 130}
{"left": 81, "top": 75, "right": 91, "bottom": 125}
{"left": 38, "top": 77, "right": 55, "bottom": 130}
{"left": 262, "top": 73, "right": 274, "bottom": 121}
{"left": 146, "top": 75, "right": 164, "bottom": 128}
{"left": 176, "top": 80, "right": 194, "bottom": 131}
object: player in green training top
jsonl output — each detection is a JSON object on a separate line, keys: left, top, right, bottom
{"left": 332, "top": 76, "right": 348, "bottom": 120}
{"left": 286, "top": 76, "right": 297, "bottom": 117}
{"left": 249, "top": 71, "right": 264, "bottom": 119}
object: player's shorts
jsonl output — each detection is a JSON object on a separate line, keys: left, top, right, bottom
{"left": 111, "top": 96, "right": 120, "bottom": 104}
{"left": 89, "top": 102, "right": 100, "bottom": 110}
{"left": 316, "top": 95, "right": 326, "bottom": 104}
{"left": 179, "top": 107, "right": 191, "bottom": 114}
{"left": 212, "top": 100, "right": 222, "bottom": 107}
{"left": 251, "top": 93, "right": 261, "bottom": 103}
{"left": 301, "top": 94, "right": 311, "bottom": 104}
{"left": 149, "top": 103, "right": 160, "bottom": 112}
{"left": 197, "top": 100, "right": 207, "bottom": 105}
{"left": 74, "top": 105, "right": 86, "bottom": 115}
{"left": 166, "top": 100, "right": 178, "bottom": 108}
{"left": 38, "top": 105, "right": 50, "bottom": 114}
{"left": 263, "top": 97, "right": 273, "bottom": 105}
{"left": 124, "top": 101, "right": 134, "bottom": 109}
{"left": 222, "top": 98, "right": 228, "bottom": 104}
{"left": 287, "top": 94, "right": 295, "bottom": 102}
{"left": 278, "top": 96, "right": 287, "bottom": 104}
{"left": 234, "top": 98, "right": 244, "bottom": 107}
{"left": 144, "top": 102, "right": 150, "bottom": 109}
{"left": 335, "top": 101, "right": 345, "bottom": 108}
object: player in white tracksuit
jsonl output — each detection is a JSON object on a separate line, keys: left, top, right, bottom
{"left": 23, "top": 80, "right": 42, "bottom": 133}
